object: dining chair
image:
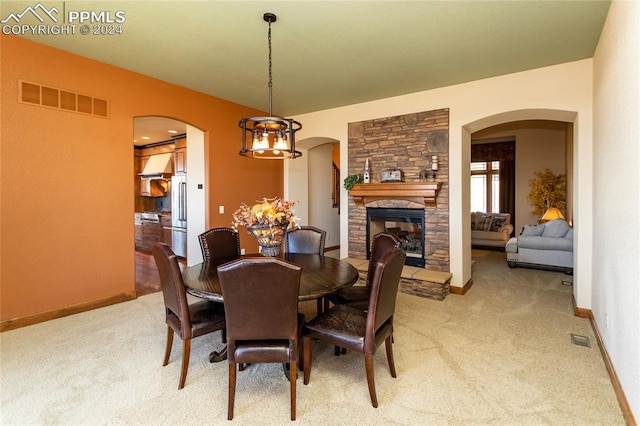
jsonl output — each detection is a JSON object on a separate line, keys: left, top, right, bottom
{"left": 152, "top": 243, "right": 226, "bottom": 390}
{"left": 327, "top": 232, "right": 402, "bottom": 310}
{"left": 284, "top": 225, "right": 326, "bottom": 255}
{"left": 302, "top": 247, "right": 406, "bottom": 408}
{"left": 217, "top": 257, "right": 304, "bottom": 421}
{"left": 284, "top": 225, "right": 327, "bottom": 314}
{"left": 198, "top": 227, "right": 240, "bottom": 262}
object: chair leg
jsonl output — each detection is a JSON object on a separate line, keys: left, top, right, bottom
{"left": 316, "top": 298, "right": 323, "bottom": 315}
{"left": 385, "top": 335, "right": 397, "bottom": 378}
{"left": 298, "top": 339, "right": 304, "bottom": 370}
{"left": 178, "top": 339, "right": 191, "bottom": 390}
{"left": 303, "top": 336, "right": 312, "bottom": 385}
{"left": 290, "top": 361, "right": 297, "bottom": 420}
{"left": 364, "top": 354, "right": 378, "bottom": 408}
{"left": 228, "top": 363, "right": 236, "bottom": 420}
{"left": 163, "top": 327, "right": 174, "bottom": 366}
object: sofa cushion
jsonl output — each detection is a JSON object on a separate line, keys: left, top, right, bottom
{"left": 517, "top": 235, "right": 573, "bottom": 252}
{"left": 542, "top": 219, "right": 571, "bottom": 238}
{"left": 476, "top": 213, "right": 493, "bottom": 231}
{"left": 521, "top": 223, "right": 544, "bottom": 236}
{"left": 489, "top": 214, "right": 510, "bottom": 232}
{"left": 472, "top": 230, "right": 510, "bottom": 242}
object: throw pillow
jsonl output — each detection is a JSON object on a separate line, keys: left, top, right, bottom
{"left": 477, "top": 214, "right": 493, "bottom": 231}
{"left": 542, "top": 219, "right": 570, "bottom": 238}
{"left": 471, "top": 212, "right": 477, "bottom": 230}
{"left": 489, "top": 216, "right": 508, "bottom": 232}
{"left": 521, "top": 224, "right": 544, "bottom": 236}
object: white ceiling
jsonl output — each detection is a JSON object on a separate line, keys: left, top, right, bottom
{"left": 132, "top": 117, "right": 186, "bottom": 146}
{"left": 3, "top": 0, "right": 611, "bottom": 143}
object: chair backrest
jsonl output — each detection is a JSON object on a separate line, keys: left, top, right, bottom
{"left": 367, "top": 232, "right": 402, "bottom": 288}
{"left": 284, "top": 226, "right": 326, "bottom": 255}
{"left": 218, "top": 258, "right": 302, "bottom": 347}
{"left": 152, "top": 242, "right": 191, "bottom": 337}
{"left": 198, "top": 227, "right": 240, "bottom": 262}
{"left": 365, "top": 247, "right": 406, "bottom": 352}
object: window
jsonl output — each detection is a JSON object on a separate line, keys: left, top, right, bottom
{"left": 471, "top": 161, "right": 500, "bottom": 212}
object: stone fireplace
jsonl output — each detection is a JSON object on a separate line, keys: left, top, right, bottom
{"left": 367, "top": 207, "right": 425, "bottom": 267}
{"left": 347, "top": 108, "right": 450, "bottom": 272}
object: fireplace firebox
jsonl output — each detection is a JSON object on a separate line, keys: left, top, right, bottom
{"left": 366, "top": 207, "right": 425, "bottom": 267}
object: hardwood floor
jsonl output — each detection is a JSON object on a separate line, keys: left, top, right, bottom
{"left": 135, "top": 250, "right": 161, "bottom": 296}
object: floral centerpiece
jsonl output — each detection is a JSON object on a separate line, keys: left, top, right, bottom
{"left": 232, "top": 197, "right": 298, "bottom": 256}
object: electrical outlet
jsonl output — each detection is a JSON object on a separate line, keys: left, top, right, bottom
{"left": 241, "top": 248, "right": 245, "bottom": 255}
{"left": 605, "top": 313, "right": 609, "bottom": 329}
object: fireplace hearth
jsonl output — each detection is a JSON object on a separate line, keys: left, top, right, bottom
{"left": 366, "top": 207, "right": 425, "bottom": 267}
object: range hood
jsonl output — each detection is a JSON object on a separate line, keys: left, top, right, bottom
{"left": 140, "top": 153, "right": 173, "bottom": 178}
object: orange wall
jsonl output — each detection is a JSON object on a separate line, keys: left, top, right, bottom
{"left": 0, "top": 35, "right": 282, "bottom": 321}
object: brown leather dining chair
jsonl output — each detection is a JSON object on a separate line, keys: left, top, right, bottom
{"left": 284, "top": 225, "right": 326, "bottom": 255}
{"left": 284, "top": 226, "right": 327, "bottom": 314}
{"left": 302, "top": 247, "right": 406, "bottom": 408}
{"left": 217, "top": 257, "right": 304, "bottom": 421}
{"left": 152, "top": 242, "right": 226, "bottom": 390}
{"left": 198, "top": 227, "right": 240, "bottom": 262}
{"left": 327, "top": 232, "right": 401, "bottom": 310}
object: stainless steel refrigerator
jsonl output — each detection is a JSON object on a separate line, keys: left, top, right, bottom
{"left": 171, "top": 175, "right": 187, "bottom": 258}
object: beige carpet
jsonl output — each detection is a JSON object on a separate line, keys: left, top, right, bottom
{"left": 0, "top": 250, "right": 625, "bottom": 425}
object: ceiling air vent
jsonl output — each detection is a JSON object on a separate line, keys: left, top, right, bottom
{"left": 18, "top": 80, "right": 109, "bottom": 118}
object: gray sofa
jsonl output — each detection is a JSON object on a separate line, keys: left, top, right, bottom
{"left": 506, "top": 219, "right": 573, "bottom": 274}
{"left": 471, "top": 212, "right": 514, "bottom": 250}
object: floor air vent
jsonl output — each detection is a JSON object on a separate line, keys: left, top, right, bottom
{"left": 571, "top": 334, "right": 591, "bottom": 348}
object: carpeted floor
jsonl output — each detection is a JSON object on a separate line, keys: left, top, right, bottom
{"left": 0, "top": 250, "right": 625, "bottom": 424}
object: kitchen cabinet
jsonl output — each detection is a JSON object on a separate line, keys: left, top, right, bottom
{"left": 160, "top": 214, "right": 172, "bottom": 247}
{"left": 174, "top": 138, "right": 186, "bottom": 174}
{"left": 142, "top": 222, "right": 163, "bottom": 250}
{"left": 134, "top": 213, "right": 143, "bottom": 249}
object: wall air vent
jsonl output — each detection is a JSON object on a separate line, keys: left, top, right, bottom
{"left": 18, "top": 80, "right": 109, "bottom": 118}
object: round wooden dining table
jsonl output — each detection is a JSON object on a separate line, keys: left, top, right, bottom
{"left": 181, "top": 253, "right": 359, "bottom": 362}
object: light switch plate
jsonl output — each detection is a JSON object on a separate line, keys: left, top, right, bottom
{"left": 219, "top": 206, "right": 224, "bottom": 214}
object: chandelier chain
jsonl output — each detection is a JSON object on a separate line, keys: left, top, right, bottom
{"left": 267, "top": 20, "right": 273, "bottom": 115}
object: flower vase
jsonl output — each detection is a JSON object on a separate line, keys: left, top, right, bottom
{"left": 246, "top": 222, "right": 289, "bottom": 257}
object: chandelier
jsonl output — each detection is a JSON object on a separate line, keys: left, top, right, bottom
{"left": 239, "top": 13, "right": 302, "bottom": 159}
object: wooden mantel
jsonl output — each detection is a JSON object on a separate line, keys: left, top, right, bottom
{"left": 349, "top": 182, "right": 441, "bottom": 206}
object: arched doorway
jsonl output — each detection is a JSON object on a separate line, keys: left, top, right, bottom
{"left": 286, "top": 137, "right": 341, "bottom": 254}
{"left": 463, "top": 109, "right": 580, "bottom": 301}
{"left": 133, "top": 116, "right": 207, "bottom": 294}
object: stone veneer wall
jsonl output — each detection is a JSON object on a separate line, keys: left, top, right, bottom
{"left": 347, "top": 108, "right": 450, "bottom": 271}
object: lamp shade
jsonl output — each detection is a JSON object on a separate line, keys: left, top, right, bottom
{"left": 541, "top": 207, "right": 565, "bottom": 221}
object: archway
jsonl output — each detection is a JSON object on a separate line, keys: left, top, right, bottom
{"left": 286, "top": 137, "right": 341, "bottom": 252}
{"left": 462, "top": 108, "right": 581, "bottom": 303}
{"left": 133, "top": 116, "right": 207, "bottom": 294}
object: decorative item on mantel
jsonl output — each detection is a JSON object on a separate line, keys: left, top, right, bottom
{"left": 363, "top": 159, "right": 371, "bottom": 183}
{"left": 238, "top": 13, "right": 302, "bottom": 160}
{"left": 430, "top": 155, "right": 439, "bottom": 181}
{"left": 343, "top": 173, "right": 364, "bottom": 190}
{"left": 232, "top": 197, "right": 298, "bottom": 256}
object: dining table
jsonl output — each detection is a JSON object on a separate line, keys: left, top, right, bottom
{"left": 182, "top": 252, "right": 359, "bottom": 362}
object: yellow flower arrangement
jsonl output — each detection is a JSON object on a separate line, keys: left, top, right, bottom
{"left": 232, "top": 197, "right": 298, "bottom": 229}
{"left": 232, "top": 197, "right": 298, "bottom": 256}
